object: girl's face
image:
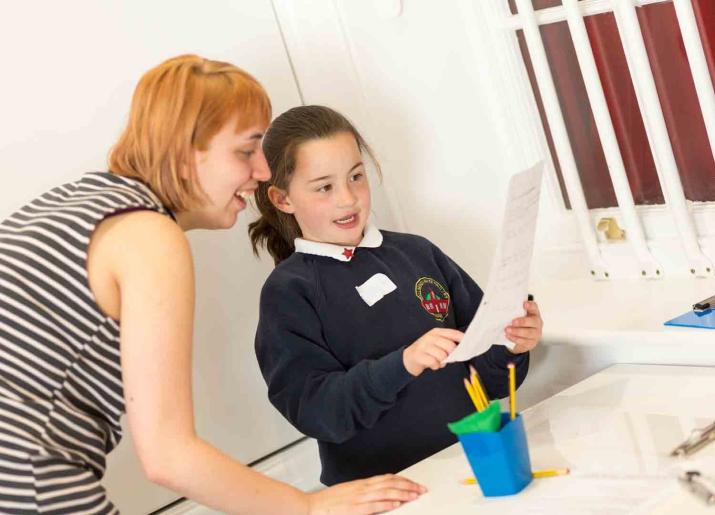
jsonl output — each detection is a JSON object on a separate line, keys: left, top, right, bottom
{"left": 271, "top": 131, "right": 371, "bottom": 247}
{"left": 186, "top": 116, "right": 271, "bottom": 230}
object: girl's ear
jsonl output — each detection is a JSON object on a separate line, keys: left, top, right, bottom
{"left": 267, "top": 185, "right": 295, "bottom": 214}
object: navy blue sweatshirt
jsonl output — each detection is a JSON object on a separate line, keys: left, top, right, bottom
{"left": 255, "top": 228, "right": 529, "bottom": 485}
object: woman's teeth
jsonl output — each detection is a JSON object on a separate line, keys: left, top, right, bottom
{"left": 236, "top": 191, "right": 253, "bottom": 200}
{"left": 335, "top": 215, "right": 356, "bottom": 225}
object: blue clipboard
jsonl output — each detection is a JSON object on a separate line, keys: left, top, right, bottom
{"left": 665, "top": 308, "right": 715, "bottom": 329}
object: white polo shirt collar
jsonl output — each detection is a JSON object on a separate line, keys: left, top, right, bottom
{"left": 294, "top": 223, "right": 383, "bottom": 262}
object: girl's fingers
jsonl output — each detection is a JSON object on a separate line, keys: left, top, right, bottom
{"left": 418, "top": 353, "right": 442, "bottom": 371}
{"left": 509, "top": 336, "right": 537, "bottom": 353}
{"left": 430, "top": 328, "right": 464, "bottom": 342}
{"left": 431, "top": 337, "right": 458, "bottom": 354}
{"left": 524, "top": 300, "right": 541, "bottom": 315}
{"left": 425, "top": 345, "right": 450, "bottom": 364}
{"left": 506, "top": 327, "right": 540, "bottom": 340}
{"left": 512, "top": 343, "right": 534, "bottom": 354}
{"left": 428, "top": 357, "right": 443, "bottom": 370}
{"left": 506, "top": 334, "right": 536, "bottom": 348}
{"left": 510, "top": 315, "right": 542, "bottom": 329}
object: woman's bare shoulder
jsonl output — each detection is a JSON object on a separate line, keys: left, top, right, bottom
{"left": 88, "top": 210, "right": 191, "bottom": 319}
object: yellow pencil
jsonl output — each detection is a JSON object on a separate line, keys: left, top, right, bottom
{"left": 469, "top": 365, "right": 489, "bottom": 408}
{"left": 462, "top": 469, "right": 569, "bottom": 484}
{"left": 532, "top": 468, "right": 570, "bottom": 478}
{"left": 463, "top": 378, "right": 482, "bottom": 411}
{"left": 508, "top": 362, "right": 516, "bottom": 420}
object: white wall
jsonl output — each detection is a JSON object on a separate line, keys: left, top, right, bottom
{"left": 0, "top": 1, "right": 327, "bottom": 512}
{"left": 274, "top": 0, "right": 533, "bottom": 284}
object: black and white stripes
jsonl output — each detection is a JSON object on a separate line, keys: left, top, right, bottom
{"left": 0, "top": 172, "right": 171, "bottom": 513}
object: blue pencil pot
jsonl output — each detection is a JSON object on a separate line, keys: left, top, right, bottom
{"left": 458, "top": 413, "right": 532, "bottom": 496}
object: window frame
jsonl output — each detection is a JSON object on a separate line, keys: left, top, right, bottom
{"left": 486, "top": 0, "right": 715, "bottom": 279}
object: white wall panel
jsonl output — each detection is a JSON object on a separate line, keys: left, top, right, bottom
{"left": 274, "top": 1, "right": 530, "bottom": 283}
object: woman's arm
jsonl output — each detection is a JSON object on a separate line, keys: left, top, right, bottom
{"left": 91, "top": 211, "right": 422, "bottom": 514}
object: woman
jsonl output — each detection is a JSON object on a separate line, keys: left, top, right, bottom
{"left": 0, "top": 55, "right": 424, "bottom": 514}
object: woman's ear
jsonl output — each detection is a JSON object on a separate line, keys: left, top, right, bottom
{"left": 267, "top": 185, "right": 295, "bottom": 214}
{"left": 181, "top": 149, "right": 204, "bottom": 181}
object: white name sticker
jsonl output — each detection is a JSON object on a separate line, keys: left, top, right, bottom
{"left": 355, "top": 273, "right": 397, "bottom": 307}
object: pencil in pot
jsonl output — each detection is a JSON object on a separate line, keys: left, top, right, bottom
{"left": 469, "top": 365, "right": 489, "bottom": 409}
{"left": 508, "top": 362, "right": 516, "bottom": 420}
{"left": 463, "top": 378, "right": 483, "bottom": 412}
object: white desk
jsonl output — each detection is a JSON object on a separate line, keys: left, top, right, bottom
{"left": 394, "top": 364, "right": 715, "bottom": 514}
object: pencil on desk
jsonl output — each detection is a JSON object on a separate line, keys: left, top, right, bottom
{"left": 532, "top": 468, "right": 570, "bottom": 478}
{"left": 463, "top": 378, "right": 482, "bottom": 411}
{"left": 508, "top": 362, "right": 516, "bottom": 420}
{"left": 462, "top": 469, "right": 569, "bottom": 484}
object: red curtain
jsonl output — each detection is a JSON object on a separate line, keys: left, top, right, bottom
{"left": 516, "top": 31, "right": 572, "bottom": 209}
{"left": 586, "top": 12, "right": 664, "bottom": 205}
{"left": 538, "top": 20, "right": 620, "bottom": 209}
{"left": 638, "top": 1, "right": 715, "bottom": 202}
{"left": 512, "top": 0, "right": 715, "bottom": 207}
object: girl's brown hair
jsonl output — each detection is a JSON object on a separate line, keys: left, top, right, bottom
{"left": 249, "top": 105, "right": 380, "bottom": 265}
{"left": 109, "top": 54, "right": 271, "bottom": 212}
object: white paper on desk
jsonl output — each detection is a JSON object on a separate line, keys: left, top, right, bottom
{"left": 494, "top": 476, "right": 676, "bottom": 515}
{"left": 445, "top": 161, "right": 543, "bottom": 363}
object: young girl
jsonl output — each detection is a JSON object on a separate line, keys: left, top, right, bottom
{"left": 250, "top": 105, "right": 543, "bottom": 486}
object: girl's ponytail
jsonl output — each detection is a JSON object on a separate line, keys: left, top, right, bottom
{"left": 248, "top": 184, "right": 300, "bottom": 265}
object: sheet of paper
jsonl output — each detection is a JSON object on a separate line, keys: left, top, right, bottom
{"left": 492, "top": 476, "right": 677, "bottom": 515}
{"left": 445, "top": 161, "right": 543, "bottom": 363}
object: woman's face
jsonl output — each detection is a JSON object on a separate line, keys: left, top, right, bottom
{"left": 188, "top": 116, "right": 271, "bottom": 230}
{"left": 272, "top": 131, "right": 371, "bottom": 247}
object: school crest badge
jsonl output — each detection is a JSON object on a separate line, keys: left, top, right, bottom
{"left": 414, "top": 277, "right": 450, "bottom": 322}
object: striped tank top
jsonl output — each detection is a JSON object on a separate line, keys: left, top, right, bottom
{"left": 0, "top": 172, "right": 173, "bottom": 514}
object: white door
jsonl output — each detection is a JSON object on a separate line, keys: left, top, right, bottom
{"left": 0, "top": 1, "right": 306, "bottom": 512}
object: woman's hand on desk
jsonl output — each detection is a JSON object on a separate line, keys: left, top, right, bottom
{"left": 307, "top": 474, "right": 427, "bottom": 515}
{"left": 505, "top": 300, "right": 543, "bottom": 354}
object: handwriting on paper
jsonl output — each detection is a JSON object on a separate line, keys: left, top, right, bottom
{"left": 445, "top": 162, "right": 543, "bottom": 363}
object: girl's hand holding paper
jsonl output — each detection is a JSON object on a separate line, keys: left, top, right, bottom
{"left": 506, "top": 300, "right": 543, "bottom": 354}
{"left": 443, "top": 162, "right": 544, "bottom": 364}
{"left": 402, "top": 328, "right": 464, "bottom": 376}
